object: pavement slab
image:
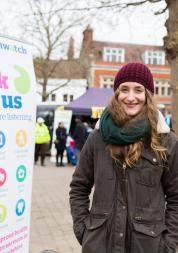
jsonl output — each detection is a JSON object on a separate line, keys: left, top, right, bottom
{"left": 29, "top": 159, "right": 81, "bottom": 253}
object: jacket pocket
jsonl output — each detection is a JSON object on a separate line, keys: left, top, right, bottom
{"left": 82, "top": 214, "right": 108, "bottom": 253}
{"left": 97, "top": 150, "right": 114, "bottom": 180}
{"left": 136, "top": 168, "right": 163, "bottom": 207}
{"left": 131, "top": 222, "right": 166, "bottom": 253}
{"left": 136, "top": 168, "right": 162, "bottom": 187}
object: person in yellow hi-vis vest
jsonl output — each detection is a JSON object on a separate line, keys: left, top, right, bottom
{"left": 35, "top": 117, "right": 51, "bottom": 166}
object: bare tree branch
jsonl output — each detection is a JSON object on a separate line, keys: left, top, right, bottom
{"left": 21, "top": 0, "right": 86, "bottom": 102}
{"left": 155, "top": 5, "right": 168, "bottom": 15}
{"left": 46, "top": 80, "right": 71, "bottom": 97}
{"left": 49, "top": 0, "right": 163, "bottom": 13}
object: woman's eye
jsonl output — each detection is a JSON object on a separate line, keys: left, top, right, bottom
{"left": 136, "top": 89, "right": 144, "bottom": 93}
{"left": 120, "top": 88, "right": 128, "bottom": 92}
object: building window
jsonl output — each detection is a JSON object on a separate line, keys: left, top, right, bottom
{"left": 51, "top": 93, "right": 56, "bottom": 101}
{"left": 167, "top": 87, "right": 171, "bottom": 96}
{"left": 161, "top": 87, "right": 165, "bottom": 95}
{"left": 155, "top": 87, "right": 159, "bottom": 95}
{"left": 144, "top": 51, "right": 165, "bottom": 65}
{"left": 63, "top": 94, "right": 68, "bottom": 102}
{"left": 63, "top": 94, "right": 74, "bottom": 102}
{"left": 101, "top": 76, "right": 114, "bottom": 88}
{"left": 154, "top": 80, "right": 172, "bottom": 96}
{"left": 103, "top": 47, "right": 125, "bottom": 62}
{"left": 70, "top": 95, "right": 74, "bottom": 101}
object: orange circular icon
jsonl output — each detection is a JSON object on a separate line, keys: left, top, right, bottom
{"left": 16, "top": 130, "right": 27, "bottom": 147}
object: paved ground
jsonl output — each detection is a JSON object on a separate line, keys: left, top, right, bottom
{"left": 29, "top": 158, "right": 81, "bottom": 253}
{"left": 29, "top": 158, "right": 178, "bottom": 253}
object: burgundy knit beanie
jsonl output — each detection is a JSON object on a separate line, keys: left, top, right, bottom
{"left": 114, "top": 62, "right": 154, "bottom": 94}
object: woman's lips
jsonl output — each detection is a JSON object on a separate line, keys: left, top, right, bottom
{"left": 125, "top": 103, "right": 137, "bottom": 108}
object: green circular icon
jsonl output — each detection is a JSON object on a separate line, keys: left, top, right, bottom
{"left": 0, "top": 204, "right": 7, "bottom": 223}
{"left": 14, "top": 65, "right": 31, "bottom": 94}
{"left": 16, "top": 165, "right": 26, "bottom": 182}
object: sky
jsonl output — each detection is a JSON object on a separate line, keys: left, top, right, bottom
{"left": 83, "top": 0, "right": 167, "bottom": 46}
{"left": 1, "top": 0, "right": 168, "bottom": 56}
{"left": 92, "top": 7, "right": 167, "bottom": 45}
{"left": 69, "top": 1, "right": 168, "bottom": 56}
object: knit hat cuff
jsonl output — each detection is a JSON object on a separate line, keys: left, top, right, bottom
{"left": 113, "top": 62, "right": 154, "bottom": 94}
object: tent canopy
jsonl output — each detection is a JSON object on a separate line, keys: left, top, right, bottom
{"left": 65, "top": 88, "right": 113, "bottom": 116}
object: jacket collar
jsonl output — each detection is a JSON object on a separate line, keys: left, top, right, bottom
{"left": 95, "top": 110, "right": 170, "bottom": 134}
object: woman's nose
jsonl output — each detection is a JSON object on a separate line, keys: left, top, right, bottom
{"left": 127, "top": 91, "right": 135, "bottom": 100}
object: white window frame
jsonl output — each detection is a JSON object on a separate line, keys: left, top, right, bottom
{"left": 154, "top": 80, "right": 172, "bottom": 97}
{"left": 144, "top": 50, "right": 165, "bottom": 65}
{"left": 100, "top": 76, "right": 114, "bottom": 88}
{"left": 103, "top": 47, "right": 125, "bottom": 62}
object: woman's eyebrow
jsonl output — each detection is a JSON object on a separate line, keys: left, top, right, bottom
{"left": 120, "top": 85, "right": 128, "bottom": 88}
{"left": 135, "top": 86, "right": 144, "bottom": 89}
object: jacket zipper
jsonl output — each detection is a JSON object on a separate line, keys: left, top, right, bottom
{"left": 122, "top": 162, "right": 130, "bottom": 253}
{"left": 123, "top": 162, "right": 126, "bottom": 178}
{"left": 123, "top": 162, "right": 126, "bottom": 170}
{"left": 112, "top": 161, "right": 127, "bottom": 252}
{"left": 122, "top": 162, "right": 128, "bottom": 202}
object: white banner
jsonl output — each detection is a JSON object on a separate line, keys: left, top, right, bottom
{"left": 50, "top": 109, "right": 72, "bottom": 163}
{"left": 0, "top": 36, "right": 36, "bottom": 253}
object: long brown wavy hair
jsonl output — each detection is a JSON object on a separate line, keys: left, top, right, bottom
{"left": 107, "top": 89, "right": 167, "bottom": 167}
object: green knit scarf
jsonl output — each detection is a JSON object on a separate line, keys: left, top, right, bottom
{"left": 99, "top": 108, "right": 151, "bottom": 146}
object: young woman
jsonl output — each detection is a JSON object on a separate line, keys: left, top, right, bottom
{"left": 69, "top": 63, "right": 178, "bottom": 253}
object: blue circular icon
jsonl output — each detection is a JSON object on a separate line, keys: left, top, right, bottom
{"left": 0, "top": 131, "right": 5, "bottom": 149}
{"left": 15, "top": 199, "right": 25, "bottom": 216}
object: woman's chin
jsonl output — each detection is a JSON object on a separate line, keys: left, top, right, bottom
{"left": 125, "top": 110, "right": 139, "bottom": 117}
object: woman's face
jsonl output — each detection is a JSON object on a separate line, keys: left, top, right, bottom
{"left": 117, "top": 82, "right": 146, "bottom": 117}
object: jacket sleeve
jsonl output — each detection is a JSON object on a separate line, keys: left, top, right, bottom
{"left": 69, "top": 131, "right": 95, "bottom": 244}
{"left": 65, "top": 128, "right": 67, "bottom": 140}
{"left": 162, "top": 134, "right": 178, "bottom": 251}
{"left": 45, "top": 125, "right": 51, "bottom": 142}
{"left": 73, "top": 124, "right": 79, "bottom": 139}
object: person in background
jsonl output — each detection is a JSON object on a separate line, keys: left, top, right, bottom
{"left": 35, "top": 117, "right": 51, "bottom": 166}
{"left": 66, "top": 137, "right": 77, "bottom": 166}
{"left": 165, "top": 110, "right": 173, "bottom": 129}
{"left": 73, "top": 116, "right": 87, "bottom": 162}
{"left": 55, "top": 122, "right": 67, "bottom": 167}
{"left": 84, "top": 122, "right": 93, "bottom": 139}
{"left": 69, "top": 62, "right": 178, "bottom": 253}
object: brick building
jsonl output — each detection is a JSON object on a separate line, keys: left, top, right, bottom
{"left": 36, "top": 25, "right": 172, "bottom": 111}
{"left": 80, "top": 26, "right": 171, "bottom": 110}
